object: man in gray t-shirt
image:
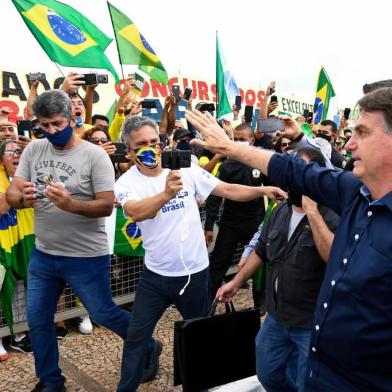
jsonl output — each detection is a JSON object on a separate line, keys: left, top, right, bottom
{"left": 6, "top": 90, "right": 133, "bottom": 392}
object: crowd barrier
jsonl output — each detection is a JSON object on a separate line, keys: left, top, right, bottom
{"left": 0, "top": 206, "right": 243, "bottom": 337}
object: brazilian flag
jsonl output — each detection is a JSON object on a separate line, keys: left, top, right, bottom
{"left": 314, "top": 66, "right": 336, "bottom": 125}
{"left": 12, "top": 0, "right": 119, "bottom": 82}
{"left": 114, "top": 208, "right": 145, "bottom": 257}
{"left": 0, "top": 167, "right": 35, "bottom": 333}
{"left": 107, "top": 2, "right": 168, "bottom": 84}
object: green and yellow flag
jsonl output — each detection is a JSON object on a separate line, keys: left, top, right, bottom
{"left": 12, "top": 0, "right": 119, "bottom": 82}
{"left": 314, "top": 66, "right": 336, "bottom": 125}
{"left": 0, "top": 166, "right": 35, "bottom": 333}
{"left": 107, "top": 2, "right": 168, "bottom": 84}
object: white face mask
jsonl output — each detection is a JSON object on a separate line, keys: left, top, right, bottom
{"left": 235, "top": 141, "right": 250, "bottom": 146}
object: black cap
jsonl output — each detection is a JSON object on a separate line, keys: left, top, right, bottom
{"left": 173, "top": 127, "right": 193, "bottom": 141}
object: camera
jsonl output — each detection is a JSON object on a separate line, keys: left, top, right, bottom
{"left": 161, "top": 148, "right": 191, "bottom": 170}
{"left": 79, "top": 73, "right": 98, "bottom": 85}
{"left": 97, "top": 74, "right": 109, "bottom": 84}
{"left": 28, "top": 72, "right": 46, "bottom": 82}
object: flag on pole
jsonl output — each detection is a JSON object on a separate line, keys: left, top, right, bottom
{"left": 0, "top": 169, "right": 35, "bottom": 333}
{"left": 107, "top": 2, "right": 168, "bottom": 84}
{"left": 216, "top": 32, "right": 240, "bottom": 120}
{"left": 12, "top": 0, "right": 119, "bottom": 82}
{"left": 105, "top": 208, "right": 145, "bottom": 257}
{"left": 314, "top": 66, "right": 336, "bottom": 125}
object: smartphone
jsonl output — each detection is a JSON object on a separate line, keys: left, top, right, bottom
{"left": 199, "top": 103, "right": 215, "bottom": 112}
{"left": 80, "top": 73, "right": 98, "bottom": 85}
{"left": 235, "top": 95, "right": 242, "bottom": 110}
{"left": 343, "top": 108, "right": 351, "bottom": 120}
{"left": 141, "top": 100, "right": 157, "bottom": 109}
{"left": 257, "top": 118, "right": 285, "bottom": 133}
{"left": 97, "top": 74, "right": 108, "bottom": 84}
{"left": 244, "top": 106, "right": 253, "bottom": 124}
{"left": 270, "top": 95, "right": 278, "bottom": 104}
{"left": 303, "top": 109, "right": 310, "bottom": 119}
{"left": 172, "top": 85, "right": 181, "bottom": 101}
{"left": 307, "top": 112, "right": 314, "bottom": 123}
{"left": 268, "top": 86, "right": 275, "bottom": 95}
{"left": 111, "top": 142, "right": 129, "bottom": 163}
{"left": 183, "top": 87, "right": 192, "bottom": 101}
{"left": 28, "top": 72, "right": 46, "bottom": 82}
{"left": 161, "top": 148, "right": 191, "bottom": 170}
{"left": 17, "top": 120, "right": 32, "bottom": 138}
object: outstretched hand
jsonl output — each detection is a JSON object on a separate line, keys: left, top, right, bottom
{"left": 185, "top": 110, "right": 233, "bottom": 154}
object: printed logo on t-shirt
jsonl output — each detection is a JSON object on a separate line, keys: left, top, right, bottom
{"left": 161, "top": 190, "right": 189, "bottom": 214}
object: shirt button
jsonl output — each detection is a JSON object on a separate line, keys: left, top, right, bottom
{"left": 309, "top": 370, "right": 313, "bottom": 378}
{"left": 315, "top": 325, "right": 320, "bottom": 331}
{"left": 331, "top": 280, "right": 336, "bottom": 286}
{"left": 354, "top": 234, "right": 359, "bottom": 240}
{"left": 312, "top": 346, "right": 317, "bottom": 352}
{"left": 323, "top": 302, "right": 328, "bottom": 309}
{"left": 343, "top": 258, "right": 348, "bottom": 264}
{"left": 367, "top": 211, "right": 372, "bottom": 217}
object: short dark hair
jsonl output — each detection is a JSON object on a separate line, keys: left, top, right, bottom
{"left": 363, "top": 80, "right": 392, "bottom": 94}
{"left": 296, "top": 147, "right": 326, "bottom": 167}
{"left": 92, "top": 114, "right": 109, "bottom": 125}
{"left": 357, "top": 87, "right": 392, "bottom": 135}
{"left": 320, "top": 119, "right": 337, "bottom": 134}
{"left": 235, "top": 123, "right": 254, "bottom": 138}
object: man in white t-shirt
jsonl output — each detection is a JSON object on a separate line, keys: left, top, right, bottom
{"left": 114, "top": 116, "right": 286, "bottom": 392}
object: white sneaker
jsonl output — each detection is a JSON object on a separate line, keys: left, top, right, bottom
{"left": 78, "top": 315, "right": 93, "bottom": 334}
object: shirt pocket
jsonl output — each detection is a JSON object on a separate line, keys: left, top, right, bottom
{"left": 266, "top": 229, "right": 284, "bottom": 262}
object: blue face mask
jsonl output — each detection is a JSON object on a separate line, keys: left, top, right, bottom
{"left": 74, "top": 117, "right": 84, "bottom": 128}
{"left": 43, "top": 124, "right": 73, "bottom": 147}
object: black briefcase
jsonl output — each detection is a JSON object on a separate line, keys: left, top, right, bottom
{"left": 173, "top": 301, "right": 261, "bottom": 392}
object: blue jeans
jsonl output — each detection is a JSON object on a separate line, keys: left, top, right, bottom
{"left": 27, "top": 248, "right": 132, "bottom": 388}
{"left": 256, "top": 314, "right": 311, "bottom": 392}
{"left": 117, "top": 267, "right": 211, "bottom": 392}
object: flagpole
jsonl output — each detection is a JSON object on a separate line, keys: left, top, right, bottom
{"left": 107, "top": 1, "right": 124, "bottom": 81}
{"left": 53, "top": 62, "right": 65, "bottom": 78}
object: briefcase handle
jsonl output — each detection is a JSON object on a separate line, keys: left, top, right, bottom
{"left": 206, "top": 299, "right": 236, "bottom": 317}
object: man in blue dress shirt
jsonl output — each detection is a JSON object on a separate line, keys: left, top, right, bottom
{"left": 186, "top": 87, "right": 392, "bottom": 391}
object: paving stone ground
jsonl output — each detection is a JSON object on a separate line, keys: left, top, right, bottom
{"left": 0, "top": 287, "right": 260, "bottom": 391}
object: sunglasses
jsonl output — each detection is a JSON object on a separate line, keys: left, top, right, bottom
{"left": 88, "top": 137, "right": 109, "bottom": 144}
{"left": 4, "top": 149, "right": 22, "bottom": 157}
{"left": 281, "top": 143, "right": 290, "bottom": 148}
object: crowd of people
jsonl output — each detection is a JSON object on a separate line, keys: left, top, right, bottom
{"left": 0, "top": 73, "right": 391, "bottom": 392}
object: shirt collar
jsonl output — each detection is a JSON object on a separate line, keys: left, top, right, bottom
{"left": 360, "top": 185, "right": 392, "bottom": 210}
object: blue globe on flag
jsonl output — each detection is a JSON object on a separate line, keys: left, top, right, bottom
{"left": 140, "top": 33, "right": 156, "bottom": 55}
{"left": 48, "top": 10, "right": 87, "bottom": 45}
{"left": 314, "top": 98, "right": 324, "bottom": 124}
{"left": 125, "top": 221, "right": 141, "bottom": 239}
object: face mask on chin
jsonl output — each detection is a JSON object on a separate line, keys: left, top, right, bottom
{"left": 74, "top": 117, "right": 84, "bottom": 128}
{"left": 317, "top": 132, "right": 332, "bottom": 142}
{"left": 43, "top": 124, "right": 73, "bottom": 147}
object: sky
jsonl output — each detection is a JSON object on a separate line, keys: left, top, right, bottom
{"left": 1, "top": 0, "right": 391, "bottom": 113}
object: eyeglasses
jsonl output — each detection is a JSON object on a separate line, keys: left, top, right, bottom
{"left": 3, "top": 149, "right": 22, "bottom": 157}
{"left": 281, "top": 143, "right": 290, "bottom": 147}
{"left": 132, "top": 142, "right": 163, "bottom": 154}
{"left": 88, "top": 137, "right": 109, "bottom": 144}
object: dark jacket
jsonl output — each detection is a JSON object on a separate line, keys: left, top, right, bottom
{"left": 255, "top": 201, "right": 339, "bottom": 328}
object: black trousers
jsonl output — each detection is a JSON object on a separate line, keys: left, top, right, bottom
{"left": 209, "top": 221, "right": 260, "bottom": 301}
